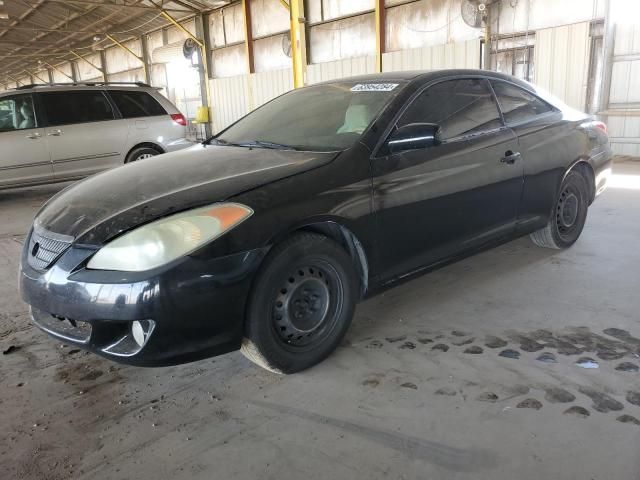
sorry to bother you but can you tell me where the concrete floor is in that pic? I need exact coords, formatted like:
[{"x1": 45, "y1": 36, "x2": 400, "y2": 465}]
[{"x1": 1, "y1": 161, "x2": 639, "y2": 480}]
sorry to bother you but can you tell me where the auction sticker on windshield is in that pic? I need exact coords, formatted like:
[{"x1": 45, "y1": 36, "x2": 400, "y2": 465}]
[{"x1": 351, "y1": 83, "x2": 399, "y2": 92}]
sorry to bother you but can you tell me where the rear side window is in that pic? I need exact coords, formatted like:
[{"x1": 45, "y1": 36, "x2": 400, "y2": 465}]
[
  {"x1": 41, "y1": 91, "x2": 115, "y2": 126},
  {"x1": 0, "y1": 94, "x2": 37, "y2": 131},
  {"x1": 108, "y1": 90, "x2": 166, "y2": 118},
  {"x1": 397, "y1": 78, "x2": 503, "y2": 141},
  {"x1": 491, "y1": 81, "x2": 555, "y2": 125}
]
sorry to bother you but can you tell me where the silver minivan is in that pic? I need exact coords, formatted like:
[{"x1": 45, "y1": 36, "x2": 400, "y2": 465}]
[{"x1": 0, "y1": 82, "x2": 193, "y2": 189}]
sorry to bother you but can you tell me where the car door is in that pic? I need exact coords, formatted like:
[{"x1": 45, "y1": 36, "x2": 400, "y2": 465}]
[
  {"x1": 489, "y1": 80, "x2": 567, "y2": 234},
  {"x1": 371, "y1": 77, "x2": 524, "y2": 282},
  {"x1": 0, "y1": 93, "x2": 52, "y2": 188},
  {"x1": 38, "y1": 90, "x2": 129, "y2": 180}
]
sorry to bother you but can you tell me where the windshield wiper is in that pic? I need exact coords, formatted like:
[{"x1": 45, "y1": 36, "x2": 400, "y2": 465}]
[
  {"x1": 207, "y1": 138, "x2": 298, "y2": 150},
  {"x1": 236, "y1": 140, "x2": 299, "y2": 151}
]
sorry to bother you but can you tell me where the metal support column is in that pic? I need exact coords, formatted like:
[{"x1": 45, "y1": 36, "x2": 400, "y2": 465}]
[
  {"x1": 140, "y1": 34, "x2": 153, "y2": 85},
  {"x1": 194, "y1": 14, "x2": 212, "y2": 137},
  {"x1": 99, "y1": 50, "x2": 108, "y2": 82},
  {"x1": 598, "y1": 0, "x2": 615, "y2": 123},
  {"x1": 289, "y1": 0, "x2": 307, "y2": 88},
  {"x1": 375, "y1": 0, "x2": 385, "y2": 73},
  {"x1": 242, "y1": 0, "x2": 255, "y2": 73},
  {"x1": 483, "y1": 3, "x2": 492, "y2": 70}
]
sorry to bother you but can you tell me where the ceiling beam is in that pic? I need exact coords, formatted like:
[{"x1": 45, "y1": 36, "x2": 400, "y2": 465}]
[
  {"x1": 20, "y1": 0, "x2": 192, "y2": 14},
  {"x1": 1, "y1": 1, "x2": 153, "y2": 78}
]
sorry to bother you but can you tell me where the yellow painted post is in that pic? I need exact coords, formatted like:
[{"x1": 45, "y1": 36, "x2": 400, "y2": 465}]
[
  {"x1": 289, "y1": 0, "x2": 306, "y2": 88},
  {"x1": 106, "y1": 34, "x2": 147, "y2": 82},
  {"x1": 375, "y1": 0, "x2": 385, "y2": 73}
]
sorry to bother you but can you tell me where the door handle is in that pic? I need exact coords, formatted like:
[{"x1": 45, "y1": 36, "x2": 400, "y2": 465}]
[
  {"x1": 501, "y1": 150, "x2": 521, "y2": 165},
  {"x1": 25, "y1": 132, "x2": 41, "y2": 140},
  {"x1": 47, "y1": 129, "x2": 63, "y2": 137}
]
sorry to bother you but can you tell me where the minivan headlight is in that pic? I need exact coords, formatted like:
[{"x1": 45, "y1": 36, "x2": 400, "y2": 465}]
[{"x1": 87, "y1": 203, "x2": 253, "y2": 272}]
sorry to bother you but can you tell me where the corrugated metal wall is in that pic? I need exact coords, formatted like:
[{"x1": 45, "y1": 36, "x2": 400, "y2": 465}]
[
  {"x1": 306, "y1": 56, "x2": 377, "y2": 84},
  {"x1": 534, "y1": 22, "x2": 591, "y2": 111},
  {"x1": 210, "y1": 67, "x2": 293, "y2": 132},
  {"x1": 382, "y1": 39, "x2": 480, "y2": 71},
  {"x1": 607, "y1": 23, "x2": 640, "y2": 156}
]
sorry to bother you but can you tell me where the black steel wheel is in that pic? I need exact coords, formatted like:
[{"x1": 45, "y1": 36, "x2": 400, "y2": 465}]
[
  {"x1": 242, "y1": 233, "x2": 358, "y2": 373},
  {"x1": 530, "y1": 170, "x2": 589, "y2": 249}
]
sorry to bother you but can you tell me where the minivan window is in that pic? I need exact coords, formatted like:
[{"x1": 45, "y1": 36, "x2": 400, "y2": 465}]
[
  {"x1": 491, "y1": 81, "x2": 555, "y2": 124},
  {"x1": 0, "y1": 94, "x2": 36, "y2": 132},
  {"x1": 108, "y1": 90, "x2": 166, "y2": 118},
  {"x1": 41, "y1": 91, "x2": 115, "y2": 126},
  {"x1": 397, "y1": 78, "x2": 503, "y2": 141},
  {"x1": 216, "y1": 82, "x2": 400, "y2": 151}
]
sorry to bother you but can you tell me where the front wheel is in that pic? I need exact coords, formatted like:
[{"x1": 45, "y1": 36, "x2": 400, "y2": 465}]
[
  {"x1": 241, "y1": 233, "x2": 358, "y2": 374},
  {"x1": 530, "y1": 170, "x2": 590, "y2": 249}
]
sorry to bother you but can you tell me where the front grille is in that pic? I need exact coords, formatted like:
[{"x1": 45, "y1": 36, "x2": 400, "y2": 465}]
[{"x1": 27, "y1": 226, "x2": 73, "y2": 271}]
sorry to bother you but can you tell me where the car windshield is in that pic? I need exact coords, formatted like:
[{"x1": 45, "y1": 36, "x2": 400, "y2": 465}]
[{"x1": 213, "y1": 81, "x2": 403, "y2": 152}]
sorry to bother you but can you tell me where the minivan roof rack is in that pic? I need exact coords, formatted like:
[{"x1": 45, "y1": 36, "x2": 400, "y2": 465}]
[{"x1": 14, "y1": 81, "x2": 151, "y2": 90}]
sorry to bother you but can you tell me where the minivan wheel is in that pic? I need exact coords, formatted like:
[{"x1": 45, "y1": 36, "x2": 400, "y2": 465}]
[
  {"x1": 530, "y1": 170, "x2": 589, "y2": 249},
  {"x1": 241, "y1": 233, "x2": 358, "y2": 374},
  {"x1": 125, "y1": 147, "x2": 160, "y2": 163}
]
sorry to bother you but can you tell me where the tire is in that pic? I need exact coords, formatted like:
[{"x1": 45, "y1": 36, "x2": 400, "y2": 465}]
[
  {"x1": 125, "y1": 146, "x2": 160, "y2": 163},
  {"x1": 530, "y1": 170, "x2": 590, "y2": 249},
  {"x1": 241, "y1": 232, "x2": 359, "y2": 374}
]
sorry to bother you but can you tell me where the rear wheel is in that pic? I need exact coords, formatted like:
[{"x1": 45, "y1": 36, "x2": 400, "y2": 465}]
[
  {"x1": 125, "y1": 146, "x2": 160, "y2": 163},
  {"x1": 530, "y1": 170, "x2": 589, "y2": 249},
  {"x1": 241, "y1": 233, "x2": 358, "y2": 374}
]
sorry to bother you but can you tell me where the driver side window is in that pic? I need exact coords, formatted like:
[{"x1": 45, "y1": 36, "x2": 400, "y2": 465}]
[
  {"x1": 397, "y1": 78, "x2": 503, "y2": 141},
  {"x1": 0, "y1": 94, "x2": 37, "y2": 132}
]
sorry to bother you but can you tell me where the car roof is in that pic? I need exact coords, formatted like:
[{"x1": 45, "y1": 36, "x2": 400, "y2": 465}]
[
  {"x1": 319, "y1": 69, "x2": 532, "y2": 86},
  {"x1": 0, "y1": 82, "x2": 158, "y2": 96}
]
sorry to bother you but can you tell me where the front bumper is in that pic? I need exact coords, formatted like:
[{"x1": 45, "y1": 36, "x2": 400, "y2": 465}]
[{"x1": 20, "y1": 241, "x2": 268, "y2": 366}]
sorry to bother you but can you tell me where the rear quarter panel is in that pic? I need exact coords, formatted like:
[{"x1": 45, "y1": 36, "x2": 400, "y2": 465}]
[{"x1": 513, "y1": 111, "x2": 593, "y2": 233}]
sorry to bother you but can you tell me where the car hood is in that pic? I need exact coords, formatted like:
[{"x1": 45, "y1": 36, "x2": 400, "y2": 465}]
[{"x1": 36, "y1": 144, "x2": 338, "y2": 245}]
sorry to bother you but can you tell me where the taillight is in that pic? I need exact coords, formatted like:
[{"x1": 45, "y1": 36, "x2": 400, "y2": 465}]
[
  {"x1": 593, "y1": 121, "x2": 607, "y2": 135},
  {"x1": 170, "y1": 113, "x2": 187, "y2": 126}
]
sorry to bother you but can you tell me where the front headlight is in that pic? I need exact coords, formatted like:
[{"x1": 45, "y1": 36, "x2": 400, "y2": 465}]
[{"x1": 87, "y1": 203, "x2": 253, "y2": 272}]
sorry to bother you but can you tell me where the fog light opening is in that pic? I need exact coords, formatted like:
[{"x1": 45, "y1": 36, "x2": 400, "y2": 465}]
[{"x1": 132, "y1": 320, "x2": 152, "y2": 347}]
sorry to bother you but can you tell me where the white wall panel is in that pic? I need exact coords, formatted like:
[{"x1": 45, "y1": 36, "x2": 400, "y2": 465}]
[
  {"x1": 250, "y1": 68, "x2": 293, "y2": 107},
  {"x1": 166, "y1": 20, "x2": 196, "y2": 44},
  {"x1": 534, "y1": 22, "x2": 590, "y2": 110},
  {"x1": 210, "y1": 67, "x2": 294, "y2": 133},
  {"x1": 607, "y1": 20, "x2": 640, "y2": 155},
  {"x1": 51, "y1": 62, "x2": 73, "y2": 83},
  {"x1": 105, "y1": 39, "x2": 143, "y2": 74},
  {"x1": 210, "y1": 75, "x2": 251, "y2": 133},
  {"x1": 382, "y1": 39, "x2": 480, "y2": 71},
  {"x1": 108, "y1": 68, "x2": 145, "y2": 83},
  {"x1": 77, "y1": 52, "x2": 102, "y2": 81},
  {"x1": 307, "y1": 55, "x2": 376, "y2": 84}
]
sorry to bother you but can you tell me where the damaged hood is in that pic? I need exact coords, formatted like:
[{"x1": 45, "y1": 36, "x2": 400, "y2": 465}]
[{"x1": 35, "y1": 144, "x2": 338, "y2": 245}]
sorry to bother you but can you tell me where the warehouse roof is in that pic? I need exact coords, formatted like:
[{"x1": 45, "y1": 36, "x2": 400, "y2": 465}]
[{"x1": 0, "y1": 0, "x2": 228, "y2": 85}]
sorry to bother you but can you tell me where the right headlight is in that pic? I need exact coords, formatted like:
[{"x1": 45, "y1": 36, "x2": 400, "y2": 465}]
[{"x1": 87, "y1": 203, "x2": 253, "y2": 272}]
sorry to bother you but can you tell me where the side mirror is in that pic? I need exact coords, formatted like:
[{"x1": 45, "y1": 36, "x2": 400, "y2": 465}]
[{"x1": 387, "y1": 123, "x2": 442, "y2": 154}]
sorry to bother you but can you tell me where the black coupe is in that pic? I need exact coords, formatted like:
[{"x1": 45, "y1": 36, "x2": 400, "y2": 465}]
[{"x1": 20, "y1": 70, "x2": 612, "y2": 373}]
